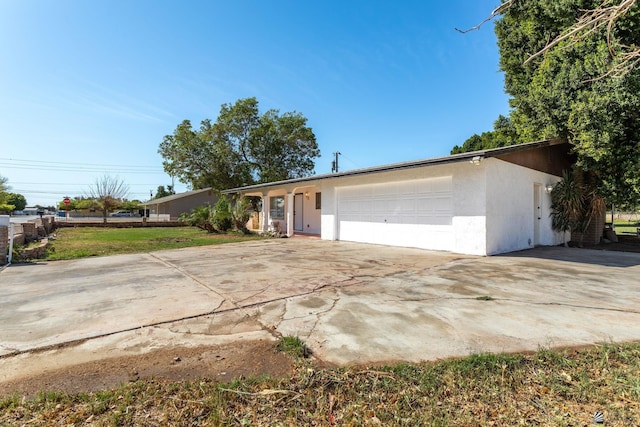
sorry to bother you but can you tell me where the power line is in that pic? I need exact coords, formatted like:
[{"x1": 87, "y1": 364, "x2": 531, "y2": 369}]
[
  {"x1": 13, "y1": 189, "x2": 151, "y2": 196},
  {"x1": 10, "y1": 182, "x2": 166, "y2": 186},
  {"x1": 0, "y1": 158, "x2": 164, "y2": 174},
  {"x1": 0, "y1": 164, "x2": 165, "y2": 174},
  {"x1": 0, "y1": 157, "x2": 162, "y2": 169}
]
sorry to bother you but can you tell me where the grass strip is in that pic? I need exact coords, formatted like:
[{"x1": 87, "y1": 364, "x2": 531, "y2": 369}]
[{"x1": 2, "y1": 342, "x2": 639, "y2": 426}]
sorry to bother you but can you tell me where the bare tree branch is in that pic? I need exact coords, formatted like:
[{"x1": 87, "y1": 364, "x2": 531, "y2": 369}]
[
  {"x1": 459, "y1": 0, "x2": 639, "y2": 77},
  {"x1": 87, "y1": 175, "x2": 130, "y2": 219},
  {"x1": 524, "y1": 0, "x2": 638, "y2": 72},
  {"x1": 454, "y1": 0, "x2": 512, "y2": 33}
]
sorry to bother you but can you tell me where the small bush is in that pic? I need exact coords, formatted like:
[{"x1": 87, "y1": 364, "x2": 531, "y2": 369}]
[
  {"x1": 179, "y1": 205, "x2": 216, "y2": 233},
  {"x1": 213, "y1": 197, "x2": 233, "y2": 232},
  {"x1": 231, "y1": 196, "x2": 253, "y2": 232}
]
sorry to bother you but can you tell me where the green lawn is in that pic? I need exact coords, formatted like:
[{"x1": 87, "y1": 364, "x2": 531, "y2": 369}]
[
  {"x1": 46, "y1": 227, "x2": 263, "y2": 260},
  {"x1": 613, "y1": 219, "x2": 640, "y2": 235}
]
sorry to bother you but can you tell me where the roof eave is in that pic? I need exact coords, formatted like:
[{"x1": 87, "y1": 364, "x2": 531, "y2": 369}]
[{"x1": 222, "y1": 139, "x2": 564, "y2": 194}]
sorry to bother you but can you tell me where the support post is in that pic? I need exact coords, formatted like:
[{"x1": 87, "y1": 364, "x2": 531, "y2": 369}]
[
  {"x1": 286, "y1": 192, "x2": 294, "y2": 237},
  {"x1": 261, "y1": 193, "x2": 269, "y2": 233}
]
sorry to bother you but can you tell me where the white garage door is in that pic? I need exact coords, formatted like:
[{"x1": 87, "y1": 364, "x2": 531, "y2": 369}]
[{"x1": 337, "y1": 176, "x2": 454, "y2": 251}]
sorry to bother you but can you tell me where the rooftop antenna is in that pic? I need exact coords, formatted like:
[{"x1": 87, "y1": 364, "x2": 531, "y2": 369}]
[{"x1": 331, "y1": 151, "x2": 341, "y2": 173}]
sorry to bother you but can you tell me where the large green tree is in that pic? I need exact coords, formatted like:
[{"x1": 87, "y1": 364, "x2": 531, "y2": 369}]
[
  {"x1": 497, "y1": 0, "x2": 640, "y2": 205},
  {"x1": 7, "y1": 193, "x2": 27, "y2": 211},
  {"x1": 159, "y1": 98, "x2": 319, "y2": 191},
  {"x1": 456, "y1": 0, "x2": 640, "y2": 205}
]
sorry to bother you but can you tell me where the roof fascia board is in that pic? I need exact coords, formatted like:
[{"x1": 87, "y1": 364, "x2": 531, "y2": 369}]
[{"x1": 222, "y1": 139, "x2": 562, "y2": 194}]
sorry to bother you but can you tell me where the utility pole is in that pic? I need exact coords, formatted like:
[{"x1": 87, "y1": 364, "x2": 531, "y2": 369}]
[{"x1": 331, "y1": 151, "x2": 341, "y2": 173}]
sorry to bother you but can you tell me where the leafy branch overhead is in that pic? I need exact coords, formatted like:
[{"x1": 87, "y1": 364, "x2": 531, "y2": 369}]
[
  {"x1": 159, "y1": 98, "x2": 320, "y2": 191},
  {"x1": 458, "y1": 0, "x2": 639, "y2": 78},
  {"x1": 454, "y1": 0, "x2": 640, "y2": 206}
]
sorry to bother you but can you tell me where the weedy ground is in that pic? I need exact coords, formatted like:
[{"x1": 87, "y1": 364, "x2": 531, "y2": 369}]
[{"x1": 1, "y1": 341, "x2": 639, "y2": 426}]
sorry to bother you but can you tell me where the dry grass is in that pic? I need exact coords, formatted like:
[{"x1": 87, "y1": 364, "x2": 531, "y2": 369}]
[{"x1": 2, "y1": 342, "x2": 639, "y2": 426}]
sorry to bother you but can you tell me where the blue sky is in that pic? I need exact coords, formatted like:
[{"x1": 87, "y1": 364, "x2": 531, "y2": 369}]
[{"x1": 1, "y1": 0, "x2": 508, "y2": 207}]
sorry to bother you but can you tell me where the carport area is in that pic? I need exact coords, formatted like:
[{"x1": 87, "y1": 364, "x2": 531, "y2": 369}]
[{"x1": 1, "y1": 239, "x2": 640, "y2": 383}]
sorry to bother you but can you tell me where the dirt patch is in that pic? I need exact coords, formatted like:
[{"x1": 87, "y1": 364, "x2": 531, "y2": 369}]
[
  {"x1": 0, "y1": 340, "x2": 297, "y2": 398},
  {"x1": 150, "y1": 237, "x2": 192, "y2": 243}
]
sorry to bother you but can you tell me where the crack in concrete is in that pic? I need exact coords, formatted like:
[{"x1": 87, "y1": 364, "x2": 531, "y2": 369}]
[
  {"x1": 394, "y1": 296, "x2": 640, "y2": 315},
  {"x1": 235, "y1": 282, "x2": 275, "y2": 305},
  {"x1": 0, "y1": 299, "x2": 229, "y2": 359},
  {"x1": 503, "y1": 298, "x2": 640, "y2": 315},
  {"x1": 305, "y1": 291, "x2": 341, "y2": 341},
  {"x1": 147, "y1": 253, "x2": 235, "y2": 305}
]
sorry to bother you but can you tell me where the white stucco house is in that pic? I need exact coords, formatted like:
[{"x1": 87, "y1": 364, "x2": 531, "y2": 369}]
[{"x1": 223, "y1": 140, "x2": 574, "y2": 255}]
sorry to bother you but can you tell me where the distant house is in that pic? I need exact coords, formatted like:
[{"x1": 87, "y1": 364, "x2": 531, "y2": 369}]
[
  {"x1": 22, "y1": 207, "x2": 40, "y2": 216},
  {"x1": 145, "y1": 188, "x2": 217, "y2": 221},
  {"x1": 223, "y1": 140, "x2": 575, "y2": 256}
]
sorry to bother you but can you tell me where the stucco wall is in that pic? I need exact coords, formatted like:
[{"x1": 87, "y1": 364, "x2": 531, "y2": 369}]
[
  {"x1": 259, "y1": 186, "x2": 322, "y2": 235},
  {"x1": 295, "y1": 186, "x2": 321, "y2": 235},
  {"x1": 320, "y1": 161, "x2": 490, "y2": 255},
  {"x1": 244, "y1": 155, "x2": 567, "y2": 255},
  {"x1": 452, "y1": 161, "x2": 487, "y2": 255},
  {"x1": 485, "y1": 158, "x2": 565, "y2": 255}
]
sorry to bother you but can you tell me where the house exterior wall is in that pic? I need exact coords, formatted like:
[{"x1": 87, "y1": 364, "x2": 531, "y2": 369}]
[
  {"x1": 298, "y1": 186, "x2": 322, "y2": 234},
  {"x1": 258, "y1": 186, "x2": 322, "y2": 235},
  {"x1": 451, "y1": 161, "x2": 487, "y2": 255},
  {"x1": 320, "y1": 161, "x2": 490, "y2": 255},
  {"x1": 484, "y1": 158, "x2": 565, "y2": 255},
  {"x1": 228, "y1": 141, "x2": 572, "y2": 255}
]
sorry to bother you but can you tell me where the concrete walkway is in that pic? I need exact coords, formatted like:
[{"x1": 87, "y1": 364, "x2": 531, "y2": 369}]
[{"x1": 1, "y1": 239, "x2": 639, "y2": 381}]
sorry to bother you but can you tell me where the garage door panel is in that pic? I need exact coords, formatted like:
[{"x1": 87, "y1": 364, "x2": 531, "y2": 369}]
[{"x1": 337, "y1": 177, "x2": 454, "y2": 250}]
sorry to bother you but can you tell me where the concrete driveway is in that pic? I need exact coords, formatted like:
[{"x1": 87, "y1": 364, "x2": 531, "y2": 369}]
[{"x1": 1, "y1": 239, "x2": 640, "y2": 381}]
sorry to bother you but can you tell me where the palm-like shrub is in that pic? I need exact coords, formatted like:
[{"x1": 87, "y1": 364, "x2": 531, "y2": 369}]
[
  {"x1": 550, "y1": 169, "x2": 605, "y2": 247},
  {"x1": 212, "y1": 197, "x2": 233, "y2": 232},
  {"x1": 231, "y1": 196, "x2": 253, "y2": 232},
  {"x1": 179, "y1": 205, "x2": 216, "y2": 233}
]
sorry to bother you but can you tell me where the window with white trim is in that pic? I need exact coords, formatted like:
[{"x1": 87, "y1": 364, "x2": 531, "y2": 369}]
[{"x1": 269, "y1": 196, "x2": 285, "y2": 220}]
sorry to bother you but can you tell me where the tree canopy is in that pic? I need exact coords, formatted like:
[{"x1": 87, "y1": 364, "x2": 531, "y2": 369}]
[
  {"x1": 451, "y1": 115, "x2": 517, "y2": 154},
  {"x1": 454, "y1": 0, "x2": 640, "y2": 205},
  {"x1": 154, "y1": 185, "x2": 175, "y2": 199},
  {"x1": 0, "y1": 175, "x2": 15, "y2": 213},
  {"x1": 7, "y1": 193, "x2": 27, "y2": 211},
  {"x1": 159, "y1": 98, "x2": 319, "y2": 191}
]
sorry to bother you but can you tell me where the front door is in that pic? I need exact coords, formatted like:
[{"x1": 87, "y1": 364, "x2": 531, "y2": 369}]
[{"x1": 294, "y1": 193, "x2": 303, "y2": 232}]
